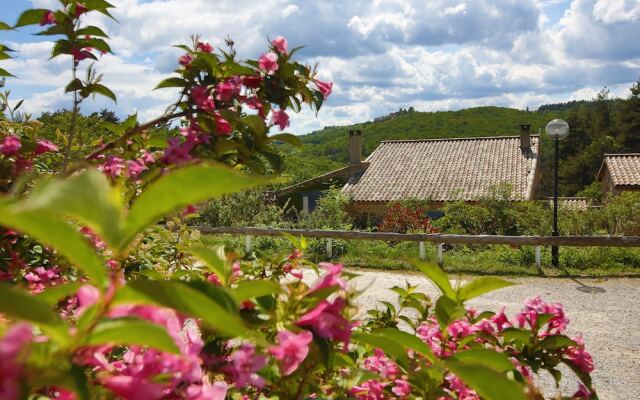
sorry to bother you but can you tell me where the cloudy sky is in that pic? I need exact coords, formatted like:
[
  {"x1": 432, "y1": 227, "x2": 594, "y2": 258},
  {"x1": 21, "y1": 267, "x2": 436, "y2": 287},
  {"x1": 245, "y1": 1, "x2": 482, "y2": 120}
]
[{"x1": 1, "y1": 0, "x2": 640, "y2": 134}]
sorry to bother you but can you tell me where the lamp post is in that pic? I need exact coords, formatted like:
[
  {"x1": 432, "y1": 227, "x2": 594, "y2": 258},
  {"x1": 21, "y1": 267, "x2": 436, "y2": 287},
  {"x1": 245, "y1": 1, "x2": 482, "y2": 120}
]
[{"x1": 545, "y1": 119, "x2": 570, "y2": 267}]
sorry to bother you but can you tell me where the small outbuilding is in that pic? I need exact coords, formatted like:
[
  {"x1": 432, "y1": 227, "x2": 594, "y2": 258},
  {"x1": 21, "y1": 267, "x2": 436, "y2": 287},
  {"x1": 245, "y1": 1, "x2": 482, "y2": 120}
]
[{"x1": 597, "y1": 154, "x2": 640, "y2": 195}]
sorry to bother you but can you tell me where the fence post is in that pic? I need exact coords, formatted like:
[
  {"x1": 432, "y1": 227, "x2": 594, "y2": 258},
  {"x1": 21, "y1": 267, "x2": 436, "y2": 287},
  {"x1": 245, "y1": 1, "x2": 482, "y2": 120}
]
[
  {"x1": 302, "y1": 196, "x2": 309, "y2": 215},
  {"x1": 437, "y1": 243, "x2": 444, "y2": 267},
  {"x1": 419, "y1": 242, "x2": 426, "y2": 260},
  {"x1": 245, "y1": 235, "x2": 253, "y2": 254},
  {"x1": 535, "y1": 245, "x2": 542, "y2": 272},
  {"x1": 326, "y1": 238, "x2": 333, "y2": 259}
]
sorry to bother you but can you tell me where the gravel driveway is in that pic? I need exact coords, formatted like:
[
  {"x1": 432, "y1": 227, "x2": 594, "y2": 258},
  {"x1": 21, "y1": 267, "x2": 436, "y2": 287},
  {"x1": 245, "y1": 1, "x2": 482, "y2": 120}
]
[{"x1": 306, "y1": 268, "x2": 640, "y2": 400}]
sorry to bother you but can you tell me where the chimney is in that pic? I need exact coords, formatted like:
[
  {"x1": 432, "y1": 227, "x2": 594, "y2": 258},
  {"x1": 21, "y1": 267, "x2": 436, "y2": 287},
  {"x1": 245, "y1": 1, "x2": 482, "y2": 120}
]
[
  {"x1": 348, "y1": 130, "x2": 363, "y2": 164},
  {"x1": 519, "y1": 124, "x2": 531, "y2": 150}
]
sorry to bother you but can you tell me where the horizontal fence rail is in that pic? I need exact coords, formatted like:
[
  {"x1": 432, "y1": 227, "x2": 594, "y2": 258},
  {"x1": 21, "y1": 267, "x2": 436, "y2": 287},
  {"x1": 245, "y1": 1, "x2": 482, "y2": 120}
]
[{"x1": 196, "y1": 226, "x2": 640, "y2": 247}]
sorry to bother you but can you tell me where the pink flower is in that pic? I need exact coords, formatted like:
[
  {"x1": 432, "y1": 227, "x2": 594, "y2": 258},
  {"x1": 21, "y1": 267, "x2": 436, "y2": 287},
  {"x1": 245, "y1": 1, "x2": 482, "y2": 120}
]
[
  {"x1": 162, "y1": 137, "x2": 194, "y2": 165},
  {"x1": 74, "y1": 3, "x2": 88, "y2": 18},
  {"x1": 76, "y1": 284, "x2": 100, "y2": 316},
  {"x1": 0, "y1": 323, "x2": 32, "y2": 400},
  {"x1": 271, "y1": 109, "x2": 290, "y2": 131},
  {"x1": 103, "y1": 376, "x2": 165, "y2": 400},
  {"x1": 215, "y1": 81, "x2": 240, "y2": 102},
  {"x1": 207, "y1": 273, "x2": 222, "y2": 286},
  {"x1": 223, "y1": 343, "x2": 267, "y2": 388},
  {"x1": 245, "y1": 96, "x2": 265, "y2": 117},
  {"x1": 0, "y1": 135, "x2": 21, "y2": 156},
  {"x1": 392, "y1": 379, "x2": 411, "y2": 397},
  {"x1": 350, "y1": 379, "x2": 386, "y2": 400},
  {"x1": 573, "y1": 383, "x2": 594, "y2": 399},
  {"x1": 71, "y1": 47, "x2": 92, "y2": 63},
  {"x1": 242, "y1": 75, "x2": 262, "y2": 89},
  {"x1": 34, "y1": 139, "x2": 58, "y2": 155},
  {"x1": 296, "y1": 298, "x2": 354, "y2": 346},
  {"x1": 268, "y1": 330, "x2": 313, "y2": 376},
  {"x1": 490, "y1": 307, "x2": 511, "y2": 331},
  {"x1": 447, "y1": 319, "x2": 477, "y2": 340},
  {"x1": 258, "y1": 52, "x2": 279, "y2": 74},
  {"x1": 214, "y1": 113, "x2": 233, "y2": 136},
  {"x1": 271, "y1": 36, "x2": 288, "y2": 54},
  {"x1": 100, "y1": 156, "x2": 125, "y2": 179},
  {"x1": 196, "y1": 42, "x2": 213, "y2": 53},
  {"x1": 314, "y1": 79, "x2": 333, "y2": 99},
  {"x1": 363, "y1": 348, "x2": 398, "y2": 379},
  {"x1": 40, "y1": 10, "x2": 56, "y2": 26},
  {"x1": 564, "y1": 336, "x2": 594, "y2": 373},
  {"x1": 186, "y1": 381, "x2": 228, "y2": 400},
  {"x1": 191, "y1": 86, "x2": 215, "y2": 111},
  {"x1": 179, "y1": 53, "x2": 194, "y2": 67},
  {"x1": 126, "y1": 159, "x2": 147, "y2": 179},
  {"x1": 24, "y1": 266, "x2": 63, "y2": 293},
  {"x1": 310, "y1": 262, "x2": 347, "y2": 293}
]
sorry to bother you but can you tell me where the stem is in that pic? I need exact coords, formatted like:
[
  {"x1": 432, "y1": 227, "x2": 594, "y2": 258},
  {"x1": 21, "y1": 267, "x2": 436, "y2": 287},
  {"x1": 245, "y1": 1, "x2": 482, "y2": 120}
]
[
  {"x1": 85, "y1": 110, "x2": 187, "y2": 161},
  {"x1": 62, "y1": 60, "x2": 81, "y2": 172}
]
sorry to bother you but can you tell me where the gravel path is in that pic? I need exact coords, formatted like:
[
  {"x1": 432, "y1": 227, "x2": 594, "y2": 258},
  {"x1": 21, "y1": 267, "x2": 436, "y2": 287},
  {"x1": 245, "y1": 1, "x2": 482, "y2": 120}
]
[{"x1": 306, "y1": 268, "x2": 640, "y2": 400}]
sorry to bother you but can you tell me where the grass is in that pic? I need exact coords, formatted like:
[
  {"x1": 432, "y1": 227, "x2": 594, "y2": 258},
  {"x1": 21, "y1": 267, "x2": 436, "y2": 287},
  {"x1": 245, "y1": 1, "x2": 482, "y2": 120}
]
[{"x1": 201, "y1": 234, "x2": 640, "y2": 278}]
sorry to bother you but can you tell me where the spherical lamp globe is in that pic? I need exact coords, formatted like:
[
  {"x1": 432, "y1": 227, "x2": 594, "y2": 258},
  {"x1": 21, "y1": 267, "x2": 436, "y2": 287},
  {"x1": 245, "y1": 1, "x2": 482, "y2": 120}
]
[{"x1": 545, "y1": 119, "x2": 570, "y2": 140}]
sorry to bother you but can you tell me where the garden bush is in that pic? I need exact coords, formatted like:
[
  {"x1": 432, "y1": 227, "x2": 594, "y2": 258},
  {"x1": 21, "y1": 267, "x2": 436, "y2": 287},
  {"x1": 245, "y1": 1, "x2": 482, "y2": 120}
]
[{"x1": 0, "y1": 2, "x2": 598, "y2": 399}]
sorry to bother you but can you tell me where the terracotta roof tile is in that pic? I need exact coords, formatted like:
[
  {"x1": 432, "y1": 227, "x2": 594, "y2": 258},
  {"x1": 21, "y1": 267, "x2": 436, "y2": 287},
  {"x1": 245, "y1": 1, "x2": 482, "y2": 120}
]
[
  {"x1": 601, "y1": 154, "x2": 640, "y2": 187},
  {"x1": 342, "y1": 136, "x2": 539, "y2": 201}
]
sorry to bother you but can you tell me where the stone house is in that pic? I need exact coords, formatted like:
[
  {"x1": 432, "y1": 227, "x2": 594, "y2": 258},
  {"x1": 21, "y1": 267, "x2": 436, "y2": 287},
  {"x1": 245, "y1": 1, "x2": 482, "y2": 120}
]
[
  {"x1": 597, "y1": 154, "x2": 640, "y2": 196},
  {"x1": 276, "y1": 126, "x2": 541, "y2": 223}
]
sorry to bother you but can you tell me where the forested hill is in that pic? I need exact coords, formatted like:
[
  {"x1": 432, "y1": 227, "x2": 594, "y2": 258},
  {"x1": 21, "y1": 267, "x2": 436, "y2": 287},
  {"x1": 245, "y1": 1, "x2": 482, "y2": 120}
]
[
  {"x1": 296, "y1": 106, "x2": 565, "y2": 165},
  {"x1": 284, "y1": 106, "x2": 566, "y2": 184},
  {"x1": 284, "y1": 82, "x2": 640, "y2": 197}
]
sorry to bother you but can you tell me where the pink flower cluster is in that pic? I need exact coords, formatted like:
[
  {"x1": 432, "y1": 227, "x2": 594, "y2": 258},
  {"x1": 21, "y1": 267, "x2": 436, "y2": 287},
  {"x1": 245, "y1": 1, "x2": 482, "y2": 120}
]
[
  {"x1": 0, "y1": 323, "x2": 32, "y2": 400},
  {"x1": 77, "y1": 303, "x2": 227, "y2": 399},
  {"x1": 23, "y1": 266, "x2": 63, "y2": 293},
  {"x1": 98, "y1": 150, "x2": 155, "y2": 180}
]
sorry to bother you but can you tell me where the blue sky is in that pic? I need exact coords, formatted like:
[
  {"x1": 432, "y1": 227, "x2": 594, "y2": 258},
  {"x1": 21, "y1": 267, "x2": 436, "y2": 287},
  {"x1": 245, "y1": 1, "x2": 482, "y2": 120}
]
[{"x1": 1, "y1": 0, "x2": 640, "y2": 134}]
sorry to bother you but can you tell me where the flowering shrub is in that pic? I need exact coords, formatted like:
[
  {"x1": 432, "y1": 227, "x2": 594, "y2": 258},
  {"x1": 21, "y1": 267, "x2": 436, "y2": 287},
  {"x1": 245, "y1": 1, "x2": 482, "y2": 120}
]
[
  {"x1": 0, "y1": 1, "x2": 597, "y2": 400},
  {"x1": 379, "y1": 200, "x2": 438, "y2": 234}
]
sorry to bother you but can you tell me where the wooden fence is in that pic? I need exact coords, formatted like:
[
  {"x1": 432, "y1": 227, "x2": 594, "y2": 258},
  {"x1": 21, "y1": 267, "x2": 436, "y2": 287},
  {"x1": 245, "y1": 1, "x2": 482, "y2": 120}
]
[{"x1": 197, "y1": 226, "x2": 640, "y2": 269}]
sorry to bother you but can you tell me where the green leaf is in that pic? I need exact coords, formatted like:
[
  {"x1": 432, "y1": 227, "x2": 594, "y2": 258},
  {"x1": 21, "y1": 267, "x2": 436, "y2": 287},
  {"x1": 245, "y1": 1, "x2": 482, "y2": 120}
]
[
  {"x1": 414, "y1": 261, "x2": 455, "y2": 299},
  {"x1": 82, "y1": 38, "x2": 112, "y2": 54},
  {"x1": 37, "y1": 282, "x2": 82, "y2": 307},
  {"x1": 450, "y1": 349, "x2": 514, "y2": 372},
  {"x1": 242, "y1": 115, "x2": 267, "y2": 136},
  {"x1": 76, "y1": 26, "x2": 109, "y2": 38},
  {"x1": 435, "y1": 295, "x2": 465, "y2": 328},
  {"x1": 65, "y1": 79, "x2": 84, "y2": 93},
  {"x1": 87, "y1": 84, "x2": 117, "y2": 103},
  {"x1": 0, "y1": 67, "x2": 14, "y2": 77},
  {"x1": 115, "y1": 280, "x2": 255, "y2": 341},
  {"x1": 352, "y1": 332, "x2": 410, "y2": 369},
  {"x1": 445, "y1": 361, "x2": 527, "y2": 400},
  {"x1": 232, "y1": 280, "x2": 281, "y2": 302},
  {"x1": 457, "y1": 277, "x2": 514, "y2": 302},
  {"x1": 270, "y1": 133, "x2": 302, "y2": 148},
  {"x1": 501, "y1": 328, "x2": 532, "y2": 345},
  {"x1": 15, "y1": 9, "x2": 48, "y2": 27},
  {"x1": 373, "y1": 328, "x2": 436, "y2": 363},
  {"x1": 539, "y1": 335, "x2": 577, "y2": 350},
  {"x1": 0, "y1": 284, "x2": 69, "y2": 344},
  {"x1": 85, "y1": 318, "x2": 180, "y2": 354},
  {"x1": 189, "y1": 245, "x2": 229, "y2": 283},
  {"x1": 154, "y1": 77, "x2": 188, "y2": 90},
  {"x1": 0, "y1": 206, "x2": 108, "y2": 286},
  {"x1": 25, "y1": 169, "x2": 123, "y2": 251},
  {"x1": 0, "y1": 21, "x2": 11, "y2": 30},
  {"x1": 121, "y1": 163, "x2": 267, "y2": 250}
]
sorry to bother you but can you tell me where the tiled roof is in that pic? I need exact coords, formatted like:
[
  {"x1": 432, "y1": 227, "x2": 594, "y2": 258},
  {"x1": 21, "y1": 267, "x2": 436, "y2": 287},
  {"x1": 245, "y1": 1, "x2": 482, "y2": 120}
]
[
  {"x1": 547, "y1": 197, "x2": 590, "y2": 210},
  {"x1": 599, "y1": 154, "x2": 640, "y2": 187},
  {"x1": 342, "y1": 136, "x2": 539, "y2": 202}
]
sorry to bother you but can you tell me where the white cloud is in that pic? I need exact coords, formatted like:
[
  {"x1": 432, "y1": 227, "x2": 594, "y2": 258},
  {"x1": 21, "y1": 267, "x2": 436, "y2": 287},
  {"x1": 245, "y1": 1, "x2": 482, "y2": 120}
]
[{"x1": 5, "y1": 0, "x2": 639, "y2": 134}]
